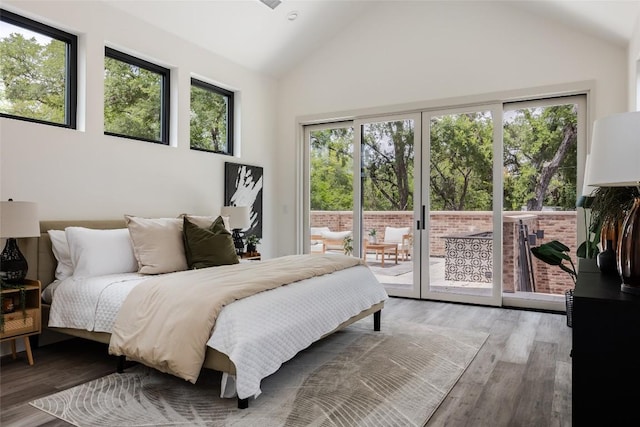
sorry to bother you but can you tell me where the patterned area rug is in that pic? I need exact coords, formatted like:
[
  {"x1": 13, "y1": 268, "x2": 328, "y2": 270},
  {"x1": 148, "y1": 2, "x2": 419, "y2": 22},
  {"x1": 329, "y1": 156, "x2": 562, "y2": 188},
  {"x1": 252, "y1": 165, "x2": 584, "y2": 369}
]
[
  {"x1": 30, "y1": 322, "x2": 488, "y2": 427},
  {"x1": 369, "y1": 261, "x2": 438, "y2": 276}
]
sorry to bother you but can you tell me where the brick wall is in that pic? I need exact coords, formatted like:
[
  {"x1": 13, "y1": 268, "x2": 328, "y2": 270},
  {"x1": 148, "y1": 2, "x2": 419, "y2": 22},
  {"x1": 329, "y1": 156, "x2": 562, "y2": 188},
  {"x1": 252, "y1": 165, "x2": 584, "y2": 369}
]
[{"x1": 311, "y1": 210, "x2": 577, "y2": 295}]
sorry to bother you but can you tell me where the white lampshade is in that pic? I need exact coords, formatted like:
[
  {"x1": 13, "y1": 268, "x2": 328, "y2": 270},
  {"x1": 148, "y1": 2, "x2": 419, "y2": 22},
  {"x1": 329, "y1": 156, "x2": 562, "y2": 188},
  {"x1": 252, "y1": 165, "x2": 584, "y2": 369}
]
[
  {"x1": 581, "y1": 154, "x2": 597, "y2": 197},
  {"x1": 587, "y1": 111, "x2": 640, "y2": 187},
  {"x1": 220, "y1": 205, "x2": 251, "y2": 230},
  {"x1": 0, "y1": 200, "x2": 39, "y2": 238}
]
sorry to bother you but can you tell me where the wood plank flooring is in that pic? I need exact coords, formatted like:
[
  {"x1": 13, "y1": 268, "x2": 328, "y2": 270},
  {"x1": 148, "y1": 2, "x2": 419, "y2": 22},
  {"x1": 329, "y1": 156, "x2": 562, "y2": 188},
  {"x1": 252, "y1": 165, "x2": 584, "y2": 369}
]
[{"x1": 0, "y1": 297, "x2": 572, "y2": 426}]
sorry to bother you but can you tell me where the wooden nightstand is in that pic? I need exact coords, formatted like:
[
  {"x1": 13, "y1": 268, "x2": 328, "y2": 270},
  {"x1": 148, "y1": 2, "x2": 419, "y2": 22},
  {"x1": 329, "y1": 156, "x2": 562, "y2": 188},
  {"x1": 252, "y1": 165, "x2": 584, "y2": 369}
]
[
  {"x1": 0, "y1": 279, "x2": 41, "y2": 365},
  {"x1": 240, "y1": 252, "x2": 261, "y2": 261}
]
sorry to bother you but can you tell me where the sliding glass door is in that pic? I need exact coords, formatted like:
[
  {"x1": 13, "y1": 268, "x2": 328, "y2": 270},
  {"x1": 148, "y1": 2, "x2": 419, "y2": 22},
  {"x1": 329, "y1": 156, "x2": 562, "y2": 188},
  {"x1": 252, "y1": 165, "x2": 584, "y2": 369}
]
[
  {"x1": 302, "y1": 94, "x2": 586, "y2": 311},
  {"x1": 501, "y1": 95, "x2": 585, "y2": 311},
  {"x1": 421, "y1": 106, "x2": 503, "y2": 306},
  {"x1": 356, "y1": 113, "x2": 421, "y2": 298}
]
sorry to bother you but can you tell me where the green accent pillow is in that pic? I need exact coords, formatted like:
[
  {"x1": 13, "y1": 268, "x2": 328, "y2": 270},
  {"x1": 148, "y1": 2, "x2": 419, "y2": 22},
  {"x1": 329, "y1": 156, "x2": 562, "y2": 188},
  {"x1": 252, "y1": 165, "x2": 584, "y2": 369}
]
[{"x1": 183, "y1": 216, "x2": 239, "y2": 269}]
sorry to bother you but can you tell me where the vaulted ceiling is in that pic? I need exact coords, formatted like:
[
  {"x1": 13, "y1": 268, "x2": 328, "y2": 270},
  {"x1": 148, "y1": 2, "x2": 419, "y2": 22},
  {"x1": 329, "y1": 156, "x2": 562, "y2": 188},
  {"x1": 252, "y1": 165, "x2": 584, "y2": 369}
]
[{"x1": 105, "y1": 0, "x2": 640, "y2": 78}]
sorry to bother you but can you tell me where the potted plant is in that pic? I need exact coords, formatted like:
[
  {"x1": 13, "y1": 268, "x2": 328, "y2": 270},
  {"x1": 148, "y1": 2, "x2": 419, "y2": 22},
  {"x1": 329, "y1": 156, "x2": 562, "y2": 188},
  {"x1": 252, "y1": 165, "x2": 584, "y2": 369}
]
[
  {"x1": 531, "y1": 240, "x2": 577, "y2": 284},
  {"x1": 368, "y1": 229, "x2": 377, "y2": 244},
  {"x1": 590, "y1": 186, "x2": 638, "y2": 245},
  {"x1": 245, "y1": 235, "x2": 261, "y2": 254},
  {"x1": 343, "y1": 235, "x2": 353, "y2": 256}
]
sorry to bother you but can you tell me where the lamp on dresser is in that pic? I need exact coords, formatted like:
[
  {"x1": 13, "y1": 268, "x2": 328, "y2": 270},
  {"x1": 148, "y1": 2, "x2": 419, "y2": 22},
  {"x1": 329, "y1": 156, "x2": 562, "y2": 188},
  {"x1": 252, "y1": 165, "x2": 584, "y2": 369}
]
[
  {"x1": 220, "y1": 205, "x2": 251, "y2": 255},
  {"x1": 586, "y1": 111, "x2": 640, "y2": 294},
  {"x1": 0, "y1": 199, "x2": 39, "y2": 283}
]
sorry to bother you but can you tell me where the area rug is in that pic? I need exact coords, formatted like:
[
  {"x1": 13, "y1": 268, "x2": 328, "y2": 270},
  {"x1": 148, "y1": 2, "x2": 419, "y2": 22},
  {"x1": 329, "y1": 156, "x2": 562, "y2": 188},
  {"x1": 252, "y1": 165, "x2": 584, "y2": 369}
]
[
  {"x1": 30, "y1": 322, "x2": 488, "y2": 427},
  {"x1": 369, "y1": 261, "x2": 438, "y2": 276}
]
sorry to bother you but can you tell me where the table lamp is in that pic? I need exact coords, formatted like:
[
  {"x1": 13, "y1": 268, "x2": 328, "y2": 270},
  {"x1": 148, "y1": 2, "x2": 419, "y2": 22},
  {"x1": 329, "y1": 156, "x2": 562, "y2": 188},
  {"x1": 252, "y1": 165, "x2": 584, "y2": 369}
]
[
  {"x1": 0, "y1": 199, "x2": 39, "y2": 283},
  {"x1": 220, "y1": 205, "x2": 251, "y2": 255},
  {"x1": 587, "y1": 111, "x2": 640, "y2": 293}
]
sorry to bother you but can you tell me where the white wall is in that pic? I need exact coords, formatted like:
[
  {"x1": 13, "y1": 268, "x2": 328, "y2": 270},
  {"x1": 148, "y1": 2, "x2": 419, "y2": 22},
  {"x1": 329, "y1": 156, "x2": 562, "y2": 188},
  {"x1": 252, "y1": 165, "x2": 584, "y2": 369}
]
[
  {"x1": 275, "y1": 1, "x2": 628, "y2": 256},
  {"x1": 629, "y1": 11, "x2": 640, "y2": 110},
  {"x1": 0, "y1": 0, "x2": 277, "y2": 255}
]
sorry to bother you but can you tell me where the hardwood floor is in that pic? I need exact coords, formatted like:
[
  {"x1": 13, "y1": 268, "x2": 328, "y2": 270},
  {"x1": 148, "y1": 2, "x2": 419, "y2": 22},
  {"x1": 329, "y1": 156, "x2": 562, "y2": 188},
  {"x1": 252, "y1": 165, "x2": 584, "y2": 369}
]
[{"x1": 0, "y1": 297, "x2": 572, "y2": 426}]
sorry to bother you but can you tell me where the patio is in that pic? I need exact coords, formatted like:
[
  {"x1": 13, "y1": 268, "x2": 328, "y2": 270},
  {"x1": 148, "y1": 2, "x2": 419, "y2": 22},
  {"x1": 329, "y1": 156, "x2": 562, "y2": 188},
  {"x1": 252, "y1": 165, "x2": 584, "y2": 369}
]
[{"x1": 313, "y1": 209, "x2": 578, "y2": 297}]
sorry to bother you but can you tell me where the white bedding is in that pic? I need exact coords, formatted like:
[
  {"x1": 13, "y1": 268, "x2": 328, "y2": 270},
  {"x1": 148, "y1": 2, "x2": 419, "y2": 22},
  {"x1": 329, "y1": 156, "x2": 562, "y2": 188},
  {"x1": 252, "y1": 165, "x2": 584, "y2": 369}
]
[{"x1": 47, "y1": 262, "x2": 388, "y2": 399}]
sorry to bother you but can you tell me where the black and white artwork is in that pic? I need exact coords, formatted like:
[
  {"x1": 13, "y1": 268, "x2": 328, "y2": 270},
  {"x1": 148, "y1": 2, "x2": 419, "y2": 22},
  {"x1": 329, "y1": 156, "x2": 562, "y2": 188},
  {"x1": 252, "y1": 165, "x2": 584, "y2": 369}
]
[{"x1": 225, "y1": 162, "x2": 263, "y2": 238}]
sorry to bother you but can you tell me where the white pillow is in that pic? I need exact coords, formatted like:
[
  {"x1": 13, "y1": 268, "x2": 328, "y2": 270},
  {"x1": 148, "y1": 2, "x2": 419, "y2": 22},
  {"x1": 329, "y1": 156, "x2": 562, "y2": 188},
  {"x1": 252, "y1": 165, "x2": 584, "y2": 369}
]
[
  {"x1": 125, "y1": 215, "x2": 188, "y2": 274},
  {"x1": 322, "y1": 230, "x2": 352, "y2": 240},
  {"x1": 47, "y1": 230, "x2": 74, "y2": 281},
  {"x1": 311, "y1": 226, "x2": 330, "y2": 236},
  {"x1": 384, "y1": 226, "x2": 410, "y2": 243},
  {"x1": 65, "y1": 227, "x2": 138, "y2": 278}
]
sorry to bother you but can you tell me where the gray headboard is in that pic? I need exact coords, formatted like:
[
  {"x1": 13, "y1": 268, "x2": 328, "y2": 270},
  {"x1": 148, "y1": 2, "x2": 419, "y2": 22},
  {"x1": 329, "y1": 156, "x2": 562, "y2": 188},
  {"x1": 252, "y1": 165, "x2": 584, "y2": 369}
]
[{"x1": 36, "y1": 220, "x2": 126, "y2": 288}]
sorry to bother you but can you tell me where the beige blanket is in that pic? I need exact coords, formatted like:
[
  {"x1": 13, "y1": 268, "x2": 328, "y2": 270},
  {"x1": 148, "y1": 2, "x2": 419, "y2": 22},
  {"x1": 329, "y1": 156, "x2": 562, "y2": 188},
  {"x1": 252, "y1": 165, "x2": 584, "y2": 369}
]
[{"x1": 108, "y1": 254, "x2": 364, "y2": 383}]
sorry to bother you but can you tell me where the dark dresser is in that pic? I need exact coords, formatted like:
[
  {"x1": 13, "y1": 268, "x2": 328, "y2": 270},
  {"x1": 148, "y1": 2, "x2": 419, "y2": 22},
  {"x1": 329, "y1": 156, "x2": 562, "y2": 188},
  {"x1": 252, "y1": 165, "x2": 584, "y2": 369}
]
[{"x1": 572, "y1": 258, "x2": 640, "y2": 425}]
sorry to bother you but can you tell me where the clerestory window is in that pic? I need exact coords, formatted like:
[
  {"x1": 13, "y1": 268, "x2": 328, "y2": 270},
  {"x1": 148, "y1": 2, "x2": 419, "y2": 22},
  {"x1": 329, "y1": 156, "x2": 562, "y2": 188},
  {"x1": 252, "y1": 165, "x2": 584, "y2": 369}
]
[
  {"x1": 190, "y1": 78, "x2": 234, "y2": 155},
  {"x1": 0, "y1": 9, "x2": 77, "y2": 128},
  {"x1": 104, "y1": 47, "x2": 170, "y2": 144}
]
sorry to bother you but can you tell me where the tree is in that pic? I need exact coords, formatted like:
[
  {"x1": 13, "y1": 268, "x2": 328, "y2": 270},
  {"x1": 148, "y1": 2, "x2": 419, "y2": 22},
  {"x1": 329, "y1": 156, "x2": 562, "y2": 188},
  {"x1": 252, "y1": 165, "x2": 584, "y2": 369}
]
[
  {"x1": 362, "y1": 120, "x2": 414, "y2": 211},
  {"x1": 309, "y1": 128, "x2": 354, "y2": 210},
  {"x1": 0, "y1": 32, "x2": 66, "y2": 123},
  {"x1": 104, "y1": 57, "x2": 162, "y2": 141},
  {"x1": 429, "y1": 113, "x2": 493, "y2": 211},
  {"x1": 190, "y1": 84, "x2": 228, "y2": 152},
  {"x1": 504, "y1": 105, "x2": 577, "y2": 211}
]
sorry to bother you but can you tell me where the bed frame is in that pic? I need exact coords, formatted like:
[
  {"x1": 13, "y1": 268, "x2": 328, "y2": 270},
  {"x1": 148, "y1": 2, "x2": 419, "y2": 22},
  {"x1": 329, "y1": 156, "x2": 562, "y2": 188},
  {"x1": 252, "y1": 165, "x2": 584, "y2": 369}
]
[{"x1": 35, "y1": 220, "x2": 383, "y2": 409}]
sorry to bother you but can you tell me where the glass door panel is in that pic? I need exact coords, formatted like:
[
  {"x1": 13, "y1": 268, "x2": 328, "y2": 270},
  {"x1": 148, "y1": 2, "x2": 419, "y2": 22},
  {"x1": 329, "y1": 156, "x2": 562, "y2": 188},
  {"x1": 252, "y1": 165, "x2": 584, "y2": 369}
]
[
  {"x1": 422, "y1": 107, "x2": 502, "y2": 306},
  {"x1": 358, "y1": 114, "x2": 421, "y2": 298},
  {"x1": 502, "y1": 95, "x2": 585, "y2": 312},
  {"x1": 306, "y1": 125, "x2": 356, "y2": 257}
]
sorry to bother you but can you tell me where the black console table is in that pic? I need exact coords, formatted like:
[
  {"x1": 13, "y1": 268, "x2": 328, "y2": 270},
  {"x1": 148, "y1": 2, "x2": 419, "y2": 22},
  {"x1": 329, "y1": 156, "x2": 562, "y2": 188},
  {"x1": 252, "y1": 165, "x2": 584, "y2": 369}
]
[{"x1": 572, "y1": 258, "x2": 640, "y2": 425}]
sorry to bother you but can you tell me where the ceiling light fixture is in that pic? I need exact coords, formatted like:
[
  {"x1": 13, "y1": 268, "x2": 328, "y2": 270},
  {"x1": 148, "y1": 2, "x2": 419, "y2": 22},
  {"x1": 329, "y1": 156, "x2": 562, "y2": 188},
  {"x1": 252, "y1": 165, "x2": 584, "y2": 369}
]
[{"x1": 287, "y1": 11, "x2": 299, "y2": 21}]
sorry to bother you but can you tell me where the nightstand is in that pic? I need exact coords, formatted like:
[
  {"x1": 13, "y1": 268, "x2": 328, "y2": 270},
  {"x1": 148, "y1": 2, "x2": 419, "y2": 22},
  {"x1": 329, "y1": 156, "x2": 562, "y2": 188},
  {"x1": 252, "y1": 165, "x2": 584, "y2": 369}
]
[
  {"x1": 240, "y1": 252, "x2": 261, "y2": 261},
  {"x1": 0, "y1": 279, "x2": 41, "y2": 365}
]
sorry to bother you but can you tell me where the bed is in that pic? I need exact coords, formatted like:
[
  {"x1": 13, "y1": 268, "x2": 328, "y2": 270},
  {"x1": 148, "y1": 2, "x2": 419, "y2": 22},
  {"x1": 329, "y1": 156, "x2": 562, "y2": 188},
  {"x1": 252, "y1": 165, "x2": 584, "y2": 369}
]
[{"x1": 36, "y1": 219, "x2": 388, "y2": 409}]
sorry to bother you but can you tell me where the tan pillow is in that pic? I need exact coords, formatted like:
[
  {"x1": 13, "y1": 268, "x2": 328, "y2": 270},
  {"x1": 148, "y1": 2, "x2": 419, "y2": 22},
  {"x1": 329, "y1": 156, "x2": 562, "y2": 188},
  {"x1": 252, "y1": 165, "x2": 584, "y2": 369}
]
[{"x1": 125, "y1": 215, "x2": 188, "y2": 274}]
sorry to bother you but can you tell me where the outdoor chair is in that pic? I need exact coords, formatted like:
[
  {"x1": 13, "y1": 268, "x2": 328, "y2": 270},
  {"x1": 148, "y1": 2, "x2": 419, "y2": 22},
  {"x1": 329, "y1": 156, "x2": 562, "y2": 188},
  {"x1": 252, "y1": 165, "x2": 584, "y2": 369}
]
[
  {"x1": 382, "y1": 226, "x2": 412, "y2": 261},
  {"x1": 310, "y1": 226, "x2": 352, "y2": 254}
]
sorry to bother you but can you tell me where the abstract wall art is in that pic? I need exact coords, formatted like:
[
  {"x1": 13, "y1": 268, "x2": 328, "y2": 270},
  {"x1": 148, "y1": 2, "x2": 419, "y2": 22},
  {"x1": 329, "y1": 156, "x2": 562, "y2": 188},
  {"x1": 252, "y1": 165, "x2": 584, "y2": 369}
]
[{"x1": 224, "y1": 162, "x2": 263, "y2": 238}]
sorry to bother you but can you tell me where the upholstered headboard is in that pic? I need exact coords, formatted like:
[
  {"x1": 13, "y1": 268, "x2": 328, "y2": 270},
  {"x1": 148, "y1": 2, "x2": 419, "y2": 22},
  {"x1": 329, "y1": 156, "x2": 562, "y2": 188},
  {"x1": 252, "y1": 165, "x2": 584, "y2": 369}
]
[{"x1": 37, "y1": 220, "x2": 126, "y2": 288}]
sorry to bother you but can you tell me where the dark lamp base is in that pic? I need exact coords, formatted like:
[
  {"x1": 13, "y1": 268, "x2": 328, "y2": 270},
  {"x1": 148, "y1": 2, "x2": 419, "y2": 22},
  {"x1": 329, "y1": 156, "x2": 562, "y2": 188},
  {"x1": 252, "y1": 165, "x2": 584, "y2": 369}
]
[
  {"x1": 231, "y1": 229, "x2": 245, "y2": 256},
  {"x1": 0, "y1": 238, "x2": 28, "y2": 283}
]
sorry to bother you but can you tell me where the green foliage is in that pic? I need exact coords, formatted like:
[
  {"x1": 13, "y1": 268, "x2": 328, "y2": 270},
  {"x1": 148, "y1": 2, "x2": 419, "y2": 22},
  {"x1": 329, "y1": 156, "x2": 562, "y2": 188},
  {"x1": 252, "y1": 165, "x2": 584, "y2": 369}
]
[
  {"x1": 362, "y1": 120, "x2": 414, "y2": 211},
  {"x1": 104, "y1": 57, "x2": 162, "y2": 141},
  {"x1": 310, "y1": 128, "x2": 354, "y2": 210},
  {"x1": 190, "y1": 84, "x2": 229, "y2": 152},
  {"x1": 343, "y1": 235, "x2": 353, "y2": 256},
  {"x1": 590, "y1": 186, "x2": 638, "y2": 228},
  {"x1": 310, "y1": 105, "x2": 577, "y2": 214},
  {"x1": 0, "y1": 31, "x2": 66, "y2": 123},
  {"x1": 503, "y1": 105, "x2": 577, "y2": 211},
  {"x1": 246, "y1": 234, "x2": 261, "y2": 245},
  {"x1": 429, "y1": 112, "x2": 493, "y2": 211},
  {"x1": 530, "y1": 240, "x2": 577, "y2": 284}
]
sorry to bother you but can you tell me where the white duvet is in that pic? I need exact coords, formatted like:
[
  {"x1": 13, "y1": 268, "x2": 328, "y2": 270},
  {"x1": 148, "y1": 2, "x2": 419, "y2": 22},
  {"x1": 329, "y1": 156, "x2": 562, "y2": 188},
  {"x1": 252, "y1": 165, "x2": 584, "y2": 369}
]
[{"x1": 47, "y1": 263, "x2": 388, "y2": 400}]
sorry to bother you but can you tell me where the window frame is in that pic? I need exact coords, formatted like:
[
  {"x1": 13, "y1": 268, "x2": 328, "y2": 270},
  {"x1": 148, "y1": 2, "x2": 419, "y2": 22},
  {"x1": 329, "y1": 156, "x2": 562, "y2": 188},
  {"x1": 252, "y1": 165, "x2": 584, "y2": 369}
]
[
  {"x1": 190, "y1": 77, "x2": 234, "y2": 156},
  {"x1": 0, "y1": 9, "x2": 77, "y2": 128},
  {"x1": 104, "y1": 47, "x2": 170, "y2": 144}
]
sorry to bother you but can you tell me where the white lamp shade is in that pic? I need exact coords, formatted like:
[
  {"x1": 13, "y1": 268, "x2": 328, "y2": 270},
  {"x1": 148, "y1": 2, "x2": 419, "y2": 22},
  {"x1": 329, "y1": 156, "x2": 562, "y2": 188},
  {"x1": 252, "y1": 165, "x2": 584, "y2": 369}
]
[
  {"x1": 0, "y1": 201, "x2": 39, "y2": 238},
  {"x1": 588, "y1": 111, "x2": 640, "y2": 187},
  {"x1": 581, "y1": 154, "x2": 597, "y2": 197},
  {"x1": 220, "y1": 205, "x2": 251, "y2": 230}
]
